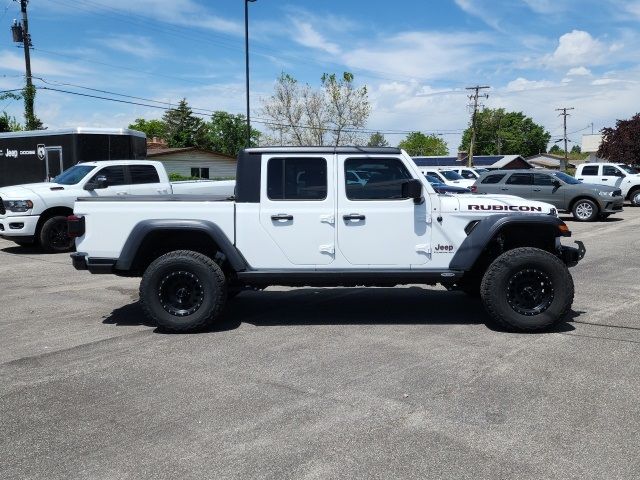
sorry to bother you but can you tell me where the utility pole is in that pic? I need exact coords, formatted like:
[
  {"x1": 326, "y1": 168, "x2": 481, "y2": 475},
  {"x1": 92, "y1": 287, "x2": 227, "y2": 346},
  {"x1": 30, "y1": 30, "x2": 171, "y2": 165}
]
[
  {"x1": 244, "y1": 0, "x2": 256, "y2": 147},
  {"x1": 11, "y1": 0, "x2": 36, "y2": 129},
  {"x1": 466, "y1": 85, "x2": 490, "y2": 167},
  {"x1": 556, "y1": 107, "x2": 574, "y2": 172}
]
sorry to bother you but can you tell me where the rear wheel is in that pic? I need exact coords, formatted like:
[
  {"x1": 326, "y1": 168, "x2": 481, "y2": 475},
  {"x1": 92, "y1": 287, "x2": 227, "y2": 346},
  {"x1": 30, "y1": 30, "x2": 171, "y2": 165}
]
[
  {"x1": 139, "y1": 250, "x2": 227, "y2": 332},
  {"x1": 480, "y1": 247, "x2": 574, "y2": 332},
  {"x1": 39, "y1": 216, "x2": 74, "y2": 253},
  {"x1": 572, "y1": 199, "x2": 598, "y2": 222},
  {"x1": 630, "y1": 189, "x2": 640, "y2": 207}
]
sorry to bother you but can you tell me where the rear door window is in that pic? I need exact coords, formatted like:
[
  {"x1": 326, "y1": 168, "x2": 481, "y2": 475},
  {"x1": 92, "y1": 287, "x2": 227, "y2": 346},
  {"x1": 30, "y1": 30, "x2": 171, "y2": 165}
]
[
  {"x1": 267, "y1": 158, "x2": 327, "y2": 200},
  {"x1": 506, "y1": 173, "x2": 533, "y2": 185},
  {"x1": 581, "y1": 165, "x2": 599, "y2": 176},
  {"x1": 129, "y1": 165, "x2": 160, "y2": 184}
]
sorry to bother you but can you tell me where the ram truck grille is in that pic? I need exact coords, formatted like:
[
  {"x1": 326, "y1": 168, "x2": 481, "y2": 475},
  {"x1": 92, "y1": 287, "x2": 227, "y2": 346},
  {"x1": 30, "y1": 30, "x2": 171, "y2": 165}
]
[{"x1": 0, "y1": 196, "x2": 5, "y2": 215}]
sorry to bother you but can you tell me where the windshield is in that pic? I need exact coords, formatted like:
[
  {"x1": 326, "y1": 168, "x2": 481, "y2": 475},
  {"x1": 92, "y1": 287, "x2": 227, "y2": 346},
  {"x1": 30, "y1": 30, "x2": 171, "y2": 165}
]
[
  {"x1": 439, "y1": 170, "x2": 464, "y2": 181},
  {"x1": 425, "y1": 174, "x2": 443, "y2": 185},
  {"x1": 54, "y1": 165, "x2": 96, "y2": 185},
  {"x1": 552, "y1": 171, "x2": 582, "y2": 185},
  {"x1": 618, "y1": 164, "x2": 639, "y2": 174}
]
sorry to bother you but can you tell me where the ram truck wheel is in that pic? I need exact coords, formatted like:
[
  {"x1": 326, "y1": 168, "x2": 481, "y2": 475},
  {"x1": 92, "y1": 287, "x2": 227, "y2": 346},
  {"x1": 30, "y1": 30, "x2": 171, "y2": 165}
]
[
  {"x1": 572, "y1": 199, "x2": 598, "y2": 222},
  {"x1": 39, "y1": 215, "x2": 74, "y2": 253},
  {"x1": 139, "y1": 250, "x2": 227, "y2": 333},
  {"x1": 480, "y1": 247, "x2": 574, "y2": 332}
]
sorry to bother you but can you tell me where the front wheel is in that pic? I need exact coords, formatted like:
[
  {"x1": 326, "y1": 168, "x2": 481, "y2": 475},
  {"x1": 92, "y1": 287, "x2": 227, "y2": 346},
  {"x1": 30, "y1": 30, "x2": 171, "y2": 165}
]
[
  {"x1": 39, "y1": 215, "x2": 74, "y2": 253},
  {"x1": 139, "y1": 250, "x2": 227, "y2": 333},
  {"x1": 572, "y1": 199, "x2": 598, "y2": 222},
  {"x1": 480, "y1": 247, "x2": 574, "y2": 332},
  {"x1": 630, "y1": 190, "x2": 640, "y2": 207}
]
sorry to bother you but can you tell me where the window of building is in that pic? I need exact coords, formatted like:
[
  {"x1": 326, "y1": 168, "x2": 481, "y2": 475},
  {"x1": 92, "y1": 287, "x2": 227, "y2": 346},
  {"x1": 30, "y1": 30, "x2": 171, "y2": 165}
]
[
  {"x1": 191, "y1": 167, "x2": 210, "y2": 179},
  {"x1": 267, "y1": 158, "x2": 327, "y2": 200}
]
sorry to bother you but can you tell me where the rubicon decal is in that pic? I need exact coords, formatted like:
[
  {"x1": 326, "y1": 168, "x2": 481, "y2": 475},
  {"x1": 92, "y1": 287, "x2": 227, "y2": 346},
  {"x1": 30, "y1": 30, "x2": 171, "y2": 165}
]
[{"x1": 468, "y1": 205, "x2": 543, "y2": 212}]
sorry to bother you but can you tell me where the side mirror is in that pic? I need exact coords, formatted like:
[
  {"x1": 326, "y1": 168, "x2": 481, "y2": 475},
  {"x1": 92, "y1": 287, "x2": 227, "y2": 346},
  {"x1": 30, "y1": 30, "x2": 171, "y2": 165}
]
[
  {"x1": 552, "y1": 179, "x2": 562, "y2": 188},
  {"x1": 84, "y1": 175, "x2": 108, "y2": 191},
  {"x1": 402, "y1": 178, "x2": 423, "y2": 203}
]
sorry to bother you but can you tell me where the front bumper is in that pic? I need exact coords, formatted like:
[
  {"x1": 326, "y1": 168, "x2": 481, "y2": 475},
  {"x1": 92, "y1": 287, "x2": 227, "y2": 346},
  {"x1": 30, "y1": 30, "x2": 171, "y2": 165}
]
[
  {"x1": 0, "y1": 214, "x2": 39, "y2": 239},
  {"x1": 560, "y1": 241, "x2": 586, "y2": 267},
  {"x1": 599, "y1": 197, "x2": 624, "y2": 214}
]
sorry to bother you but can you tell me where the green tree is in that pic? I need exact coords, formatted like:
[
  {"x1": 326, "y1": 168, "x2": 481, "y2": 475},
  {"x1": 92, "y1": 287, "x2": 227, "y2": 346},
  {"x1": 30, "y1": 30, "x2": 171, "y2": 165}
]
[
  {"x1": 570, "y1": 145, "x2": 581, "y2": 154},
  {"x1": 128, "y1": 118, "x2": 167, "y2": 139},
  {"x1": 459, "y1": 108, "x2": 550, "y2": 157},
  {"x1": 598, "y1": 114, "x2": 640, "y2": 164},
  {"x1": 0, "y1": 112, "x2": 23, "y2": 132},
  {"x1": 367, "y1": 131, "x2": 389, "y2": 147},
  {"x1": 162, "y1": 99, "x2": 205, "y2": 148},
  {"x1": 549, "y1": 144, "x2": 562, "y2": 154},
  {"x1": 201, "y1": 111, "x2": 260, "y2": 156},
  {"x1": 23, "y1": 85, "x2": 44, "y2": 130},
  {"x1": 398, "y1": 132, "x2": 448, "y2": 156}
]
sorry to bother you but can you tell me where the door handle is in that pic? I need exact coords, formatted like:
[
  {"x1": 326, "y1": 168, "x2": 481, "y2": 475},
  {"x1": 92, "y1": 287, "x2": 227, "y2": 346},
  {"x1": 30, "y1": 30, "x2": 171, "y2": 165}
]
[
  {"x1": 271, "y1": 214, "x2": 293, "y2": 221},
  {"x1": 501, "y1": 188, "x2": 509, "y2": 191},
  {"x1": 601, "y1": 178, "x2": 608, "y2": 181},
  {"x1": 343, "y1": 213, "x2": 365, "y2": 221},
  {"x1": 533, "y1": 188, "x2": 541, "y2": 192}
]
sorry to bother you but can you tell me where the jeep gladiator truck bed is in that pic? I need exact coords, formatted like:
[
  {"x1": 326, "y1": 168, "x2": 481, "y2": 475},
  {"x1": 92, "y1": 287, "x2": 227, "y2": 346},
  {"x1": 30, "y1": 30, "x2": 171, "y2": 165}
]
[{"x1": 70, "y1": 147, "x2": 585, "y2": 333}]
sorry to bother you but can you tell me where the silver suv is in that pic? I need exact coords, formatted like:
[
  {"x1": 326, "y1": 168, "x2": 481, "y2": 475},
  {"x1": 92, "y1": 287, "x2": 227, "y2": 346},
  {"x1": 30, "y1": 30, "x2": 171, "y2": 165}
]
[{"x1": 472, "y1": 169, "x2": 624, "y2": 221}]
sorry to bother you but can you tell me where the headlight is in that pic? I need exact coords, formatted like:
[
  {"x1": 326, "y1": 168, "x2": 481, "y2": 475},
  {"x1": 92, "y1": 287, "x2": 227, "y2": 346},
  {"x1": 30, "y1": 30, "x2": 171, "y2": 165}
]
[
  {"x1": 597, "y1": 191, "x2": 614, "y2": 197},
  {"x1": 3, "y1": 200, "x2": 34, "y2": 212}
]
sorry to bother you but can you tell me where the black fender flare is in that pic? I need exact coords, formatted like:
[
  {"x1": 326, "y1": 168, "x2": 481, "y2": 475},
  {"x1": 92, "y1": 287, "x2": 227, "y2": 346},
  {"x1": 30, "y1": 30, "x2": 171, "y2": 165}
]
[
  {"x1": 450, "y1": 214, "x2": 565, "y2": 271},
  {"x1": 115, "y1": 219, "x2": 248, "y2": 272}
]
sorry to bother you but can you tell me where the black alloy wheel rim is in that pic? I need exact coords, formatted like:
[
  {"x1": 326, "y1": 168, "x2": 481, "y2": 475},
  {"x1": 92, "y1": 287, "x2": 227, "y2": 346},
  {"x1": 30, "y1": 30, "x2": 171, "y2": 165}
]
[
  {"x1": 506, "y1": 268, "x2": 554, "y2": 316},
  {"x1": 158, "y1": 270, "x2": 205, "y2": 317},
  {"x1": 49, "y1": 220, "x2": 72, "y2": 249}
]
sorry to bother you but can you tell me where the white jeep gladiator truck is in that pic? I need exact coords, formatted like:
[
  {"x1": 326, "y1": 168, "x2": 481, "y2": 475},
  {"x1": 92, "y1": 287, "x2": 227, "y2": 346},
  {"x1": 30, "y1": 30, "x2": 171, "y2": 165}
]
[
  {"x1": 574, "y1": 163, "x2": 640, "y2": 206},
  {"x1": 70, "y1": 147, "x2": 585, "y2": 333},
  {"x1": 0, "y1": 160, "x2": 235, "y2": 252}
]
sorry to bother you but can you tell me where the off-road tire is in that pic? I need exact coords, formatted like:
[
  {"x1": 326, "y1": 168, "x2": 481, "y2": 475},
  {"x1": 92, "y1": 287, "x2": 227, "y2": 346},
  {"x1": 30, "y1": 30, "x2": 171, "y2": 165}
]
[
  {"x1": 572, "y1": 198, "x2": 599, "y2": 222},
  {"x1": 39, "y1": 215, "x2": 74, "y2": 253},
  {"x1": 480, "y1": 247, "x2": 574, "y2": 332},
  {"x1": 139, "y1": 250, "x2": 227, "y2": 333}
]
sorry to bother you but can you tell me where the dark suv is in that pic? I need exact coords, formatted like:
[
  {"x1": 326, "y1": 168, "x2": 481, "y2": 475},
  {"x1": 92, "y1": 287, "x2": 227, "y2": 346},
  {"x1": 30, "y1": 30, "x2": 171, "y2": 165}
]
[{"x1": 473, "y1": 169, "x2": 624, "y2": 221}]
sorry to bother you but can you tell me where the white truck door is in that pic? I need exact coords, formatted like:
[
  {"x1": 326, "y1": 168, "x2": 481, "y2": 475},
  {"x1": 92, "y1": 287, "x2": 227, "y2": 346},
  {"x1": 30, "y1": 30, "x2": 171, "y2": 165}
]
[
  {"x1": 128, "y1": 164, "x2": 168, "y2": 194},
  {"x1": 600, "y1": 165, "x2": 623, "y2": 186},
  {"x1": 84, "y1": 165, "x2": 130, "y2": 196},
  {"x1": 259, "y1": 154, "x2": 335, "y2": 266},
  {"x1": 337, "y1": 156, "x2": 431, "y2": 266}
]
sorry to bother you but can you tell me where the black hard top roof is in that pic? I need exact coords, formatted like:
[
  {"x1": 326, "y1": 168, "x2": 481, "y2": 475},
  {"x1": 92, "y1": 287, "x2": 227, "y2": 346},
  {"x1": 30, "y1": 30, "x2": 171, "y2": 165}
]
[{"x1": 244, "y1": 146, "x2": 402, "y2": 155}]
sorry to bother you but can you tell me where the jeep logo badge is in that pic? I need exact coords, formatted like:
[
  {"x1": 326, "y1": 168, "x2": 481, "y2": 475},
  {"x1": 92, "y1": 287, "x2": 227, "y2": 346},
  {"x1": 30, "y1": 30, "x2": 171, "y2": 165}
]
[{"x1": 37, "y1": 144, "x2": 46, "y2": 161}]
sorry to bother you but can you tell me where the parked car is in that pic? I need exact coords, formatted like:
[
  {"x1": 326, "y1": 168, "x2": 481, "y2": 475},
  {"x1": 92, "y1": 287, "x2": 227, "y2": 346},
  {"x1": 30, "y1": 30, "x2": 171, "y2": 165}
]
[
  {"x1": 421, "y1": 168, "x2": 475, "y2": 188},
  {"x1": 472, "y1": 169, "x2": 624, "y2": 222},
  {"x1": 425, "y1": 173, "x2": 471, "y2": 194},
  {"x1": 575, "y1": 163, "x2": 640, "y2": 206},
  {"x1": 443, "y1": 167, "x2": 489, "y2": 180},
  {"x1": 0, "y1": 160, "x2": 235, "y2": 252},
  {"x1": 70, "y1": 146, "x2": 585, "y2": 334}
]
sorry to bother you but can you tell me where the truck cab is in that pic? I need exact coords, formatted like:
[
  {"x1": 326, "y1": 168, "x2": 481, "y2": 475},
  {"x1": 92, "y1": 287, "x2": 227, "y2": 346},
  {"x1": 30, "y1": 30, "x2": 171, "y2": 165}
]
[
  {"x1": 70, "y1": 147, "x2": 585, "y2": 334},
  {"x1": 575, "y1": 163, "x2": 640, "y2": 206}
]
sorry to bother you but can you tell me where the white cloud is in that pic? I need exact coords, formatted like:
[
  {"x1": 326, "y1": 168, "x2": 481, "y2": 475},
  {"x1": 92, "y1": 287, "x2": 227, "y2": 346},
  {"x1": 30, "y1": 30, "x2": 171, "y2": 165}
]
[
  {"x1": 98, "y1": 34, "x2": 162, "y2": 59},
  {"x1": 340, "y1": 31, "x2": 495, "y2": 81},
  {"x1": 0, "y1": 50, "x2": 90, "y2": 77},
  {"x1": 290, "y1": 19, "x2": 341, "y2": 55},
  {"x1": 567, "y1": 66, "x2": 592, "y2": 76},
  {"x1": 521, "y1": 0, "x2": 566, "y2": 13},
  {"x1": 453, "y1": 0, "x2": 502, "y2": 30},
  {"x1": 543, "y1": 30, "x2": 613, "y2": 67},
  {"x1": 506, "y1": 77, "x2": 558, "y2": 91}
]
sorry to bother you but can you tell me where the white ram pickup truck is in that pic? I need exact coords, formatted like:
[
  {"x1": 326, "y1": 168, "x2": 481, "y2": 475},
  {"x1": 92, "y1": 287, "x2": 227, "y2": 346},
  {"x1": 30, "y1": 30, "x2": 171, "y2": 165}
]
[
  {"x1": 0, "y1": 160, "x2": 234, "y2": 252},
  {"x1": 70, "y1": 147, "x2": 585, "y2": 333},
  {"x1": 575, "y1": 163, "x2": 640, "y2": 206}
]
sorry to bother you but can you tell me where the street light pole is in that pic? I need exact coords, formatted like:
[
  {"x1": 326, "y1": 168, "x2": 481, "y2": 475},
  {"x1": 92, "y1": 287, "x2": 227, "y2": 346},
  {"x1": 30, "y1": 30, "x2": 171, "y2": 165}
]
[{"x1": 244, "y1": 0, "x2": 256, "y2": 147}]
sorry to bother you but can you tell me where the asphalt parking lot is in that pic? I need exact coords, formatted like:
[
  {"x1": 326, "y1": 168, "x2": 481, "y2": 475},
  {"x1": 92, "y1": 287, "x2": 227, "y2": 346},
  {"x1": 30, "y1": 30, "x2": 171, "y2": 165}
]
[{"x1": 1, "y1": 210, "x2": 639, "y2": 480}]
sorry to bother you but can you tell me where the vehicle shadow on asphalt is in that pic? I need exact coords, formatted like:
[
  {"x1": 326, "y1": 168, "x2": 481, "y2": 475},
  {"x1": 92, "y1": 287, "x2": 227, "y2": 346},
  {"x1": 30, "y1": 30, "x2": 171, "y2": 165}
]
[
  {"x1": 559, "y1": 216, "x2": 623, "y2": 223},
  {"x1": 101, "y1": 288, "x2": 576, "y2": 334},
  {"x1": 1, "y1": 245, "x2": 49, "y2": 255}
]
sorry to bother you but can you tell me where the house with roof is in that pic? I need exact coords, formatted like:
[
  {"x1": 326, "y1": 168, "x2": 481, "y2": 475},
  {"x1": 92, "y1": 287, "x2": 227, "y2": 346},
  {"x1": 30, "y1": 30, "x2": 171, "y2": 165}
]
[
  {"x1": 525, "y1": 153, "x2": 579, "y2": 170},
  {"x1": 147, "y1": 146, "x2": 237, "y2": 179},
  {"x1": 412, "y1": 153, "x2": 532, "y2": 170}
]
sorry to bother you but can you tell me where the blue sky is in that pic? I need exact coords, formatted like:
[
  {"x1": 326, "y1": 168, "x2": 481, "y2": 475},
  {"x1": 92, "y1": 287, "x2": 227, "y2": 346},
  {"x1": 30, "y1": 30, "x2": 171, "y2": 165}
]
[{"x1": 1, "y1": 0, "x2": 639, "y2": 152}]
